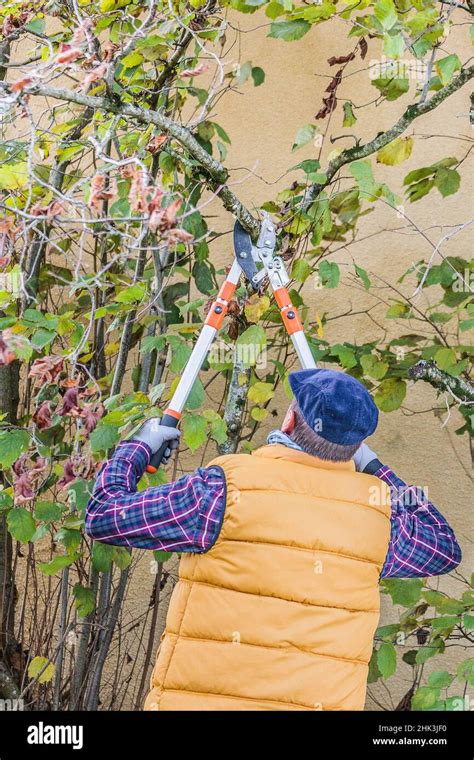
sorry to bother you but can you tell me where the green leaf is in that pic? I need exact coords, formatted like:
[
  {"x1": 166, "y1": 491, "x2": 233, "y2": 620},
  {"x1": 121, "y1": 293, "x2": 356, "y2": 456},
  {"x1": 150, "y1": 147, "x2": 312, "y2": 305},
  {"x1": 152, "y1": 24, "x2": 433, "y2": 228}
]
[
  {"x1": 361, "y1": 354, "x2": 388, "y2": 380},
  {"x1": 367, "y1": 648, "x2": 382, "y2": 683},
  {"x1": 115, "y1": 283, "x2": 146, "y2": 303},
  {"x1": 235, "y1": 325, "x2": 266, "y2": 367},
  {"x1": 113, "y1": 546, "x2": 132, "y2": 570},
  {"x1": 383, "y1": 578, "x2": 424, "y2": 607},
  {"x1": 435, "y1": 347, "x2": 458, "y2": 376},
  {"x1": 153, "y1": 549, "x2": 173, "y2": 563},
  {"x1": 0, "y1": 491, "x2": 13, "y2": 512},
  {"x1": 292, "y1": 159, "x2": 320, "y2": 175},
  {"x1": 411, "y1": 686, "x2": 439, "y2": 710},
  {"x1": 416, "y1": 645, "x2": 439, "y2": 664},
  {"x1": 31, "y1": 329, "x2": 56, "y2": 349},
  {"x1": 7, "y1": 508, "x2": 36, "y2": 543},
  {"x1": 28, "y1": 656, "x2": 55, "y2": 684},
  {"x1": 291, "y1": 259, "x2": 312, "y2": 283},
  {"x1": 432, "y1": 615, "x2": 459, "y2": 629},
  {"x1": 192, "y1": 261, "x2": 214, "y2": 295},
  {"x1": 428, "y1": 671, "x2": 453, "y2": 689},
  {"x1": 383, "y1": 32, "x2": 404, "y2": 59},
  {"x1": 90, "y1": 423, "x2": 120, "y2": 453},
  {"x1": 372, "y1": 76, "x2": 409, "y2": 101},
  {"x1": 73, "y1": 584, "x2": 95, "y2": 618},
  {"x1": 266, "y1": 1, "x2": 284, "y2": 19},
  {"x1": 342, "y1": 101, "x2": 356, "y2": 128},
  {"x1": 456, "y1": 657, "x2": 474, "y2": 683},
  {"x1": 406, "y1": 177, "x2": 434, "y2": 202},
  {"x1": 268, "y1": 20, "x2": 310, "y2": 41},
  {"x1": 292, "y1": 123, "x2": 316, "y2": 152},
  {"x1": 251, "y1": 66, "x2": 265, "y2": 86},
  {"x1": 434, "y1": 167, "x2": 460, "y2": 198},
  {"x1": 67, "y1": 479, "x2": 92, "y2": 511},
  {"x1": 55, "y1": 527, "x2": 82, "y2": 553},
  {"x1": 0, "y1": 429, "x2": 29, "y2": 468},
  {"x1": 377, "y1": 137, "x2": 413, "y2": 166},
  {"x1": 402, "y1": 650, "x2": 418, "y2": 666},
  {"x1": 423, "y1": 590, "x2": 464, "y2": 614},
  {"x1": 35, "y1": 501, "x2": 64, "y2": 523},
  {"x1": 319, "y1": 260, "x2": 340, "y2": 288},
  {"x1": 435, "y1": 54, "x2": 461, "y2": 86},
  {"x1": 376, "y1": 623, "x2": 400, "y2": 641},
  {"x1": 182, "y1": 413, "x2": 207, "y2": 452},
  {"x1": 39, "y1": 555, "x2": 75, "y2": 576},
  {"x1": 330, "y1": 344, "x2": 357, "y2": 369},
  {"x1": 203, "y1": 409, "x2": 228, "y2": 445},
  {"x1": 355, "y1": 264, "x2": 371, "y2": 290},
  {"x1": 185, "y1": 377, "x2": 205, "y2": 411},
  {"x1": 122, "y1": 52, "x2": 143, "y2": 69},
  {"x1": 463, "y1": 613, "x2": 474, "y2": 629},
  {"x1": 377, "y1": 642, "x2": 397, "y2": 678},
  {"x1": 236, "y1": 61, "x2": 252, "y2": 85},
  {"x1": 374, "y1": 378, "x2": 406, "y2": 412},
  {"x1": 92, "y1": 542, "x2": 114, "y2": 573},
  {"x1": 374, "y1": 0, "x2": 398, "y2": 30},
  {"x1": 214, "y1": 123, "x2": 231, "y2": 144},
  {"x1": 430, "y1": 311, "x2": 452, "y2": 324},
  {"x1": 386, "y1": 302, "x2": 409, "y2": 318},
  {"x1": 168, "y1": 337, "x2": 192, "y2": 373},
  {"x1": 349, "y1": 160, "x2": 378, "y2": 200}
]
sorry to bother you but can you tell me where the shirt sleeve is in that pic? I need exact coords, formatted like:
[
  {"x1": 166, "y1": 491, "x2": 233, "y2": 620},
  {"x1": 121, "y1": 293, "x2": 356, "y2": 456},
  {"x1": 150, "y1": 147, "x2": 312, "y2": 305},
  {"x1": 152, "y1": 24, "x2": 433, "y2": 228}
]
[
  {"x1": 377, "y1": 464, "x2": 462, "y2": 578},
  {"x1": 85, "y1": 441, "x2": 226, "y2": 552}
]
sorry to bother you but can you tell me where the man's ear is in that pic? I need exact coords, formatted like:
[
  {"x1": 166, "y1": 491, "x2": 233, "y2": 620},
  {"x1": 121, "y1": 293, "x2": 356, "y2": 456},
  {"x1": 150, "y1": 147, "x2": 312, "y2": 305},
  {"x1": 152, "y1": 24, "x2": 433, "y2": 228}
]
[{"x1": 281, "y1": 404, "x2": 296, "y2": 434}]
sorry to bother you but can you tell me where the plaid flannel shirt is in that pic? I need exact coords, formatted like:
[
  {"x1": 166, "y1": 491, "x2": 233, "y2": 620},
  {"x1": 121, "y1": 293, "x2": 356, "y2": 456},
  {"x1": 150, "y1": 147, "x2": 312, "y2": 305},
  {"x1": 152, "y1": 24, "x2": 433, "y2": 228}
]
[{"x1": 85, "y1": 440, "x2": 461, "y2": 578}]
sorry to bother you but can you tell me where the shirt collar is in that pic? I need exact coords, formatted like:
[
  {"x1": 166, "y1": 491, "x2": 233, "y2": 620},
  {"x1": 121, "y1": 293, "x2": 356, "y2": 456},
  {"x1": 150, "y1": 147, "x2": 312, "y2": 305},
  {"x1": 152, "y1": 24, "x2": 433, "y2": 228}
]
[
  {"x1": 266, "y1": 429, "x2": 303, "y2": 451},
  {"x1": 264, "y1": 430, "x2": 354, "y2": 472}
]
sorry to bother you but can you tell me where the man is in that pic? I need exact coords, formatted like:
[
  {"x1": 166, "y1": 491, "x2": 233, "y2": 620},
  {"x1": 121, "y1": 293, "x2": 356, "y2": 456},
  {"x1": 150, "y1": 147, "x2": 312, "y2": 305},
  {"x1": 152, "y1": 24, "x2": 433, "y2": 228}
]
[{"x1": 86, "y1": 369, "x2": 461, "y2": 711}]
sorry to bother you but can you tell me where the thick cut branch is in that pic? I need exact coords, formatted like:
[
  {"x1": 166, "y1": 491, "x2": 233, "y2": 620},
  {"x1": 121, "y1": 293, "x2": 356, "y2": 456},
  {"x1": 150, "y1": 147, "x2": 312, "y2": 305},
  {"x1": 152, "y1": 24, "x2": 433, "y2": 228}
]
[{"x1": 409, "y1": 360, "x2": 474, "y2": 403}]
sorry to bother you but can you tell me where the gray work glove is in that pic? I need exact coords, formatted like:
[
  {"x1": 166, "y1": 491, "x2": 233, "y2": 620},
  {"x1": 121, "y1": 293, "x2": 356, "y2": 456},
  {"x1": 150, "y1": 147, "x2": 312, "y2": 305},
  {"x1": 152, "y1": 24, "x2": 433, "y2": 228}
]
[
  {"x1": 353, "y1": 442, "x2": 378, "y2": 472},
  {"x1": 132, "y1": 419, "x2": 180, "y2": 464}
]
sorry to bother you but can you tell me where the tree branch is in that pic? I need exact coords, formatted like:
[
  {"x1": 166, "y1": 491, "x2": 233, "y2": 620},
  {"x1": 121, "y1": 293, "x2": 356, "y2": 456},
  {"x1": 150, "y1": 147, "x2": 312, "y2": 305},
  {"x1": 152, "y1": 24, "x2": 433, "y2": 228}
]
[
  {"x1": 6, "y1": 82, "x2": 260, "y2": 238},
  {"x1": 409, "y1": 360, "x2": 474, "y2": 403},
  {"x1": 218, "y1": 356, "x2": 250, "y2": 455},
  {"x1": 304, "y1": 66, "x2": 474, "y2": 207}
]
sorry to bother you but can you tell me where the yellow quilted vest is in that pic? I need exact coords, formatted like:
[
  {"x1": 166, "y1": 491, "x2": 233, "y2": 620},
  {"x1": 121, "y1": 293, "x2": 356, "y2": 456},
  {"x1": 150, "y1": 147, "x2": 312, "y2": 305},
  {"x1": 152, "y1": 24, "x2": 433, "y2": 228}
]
[{"x1": 144, "y1": 444, "x2": 391, "y2": 711}]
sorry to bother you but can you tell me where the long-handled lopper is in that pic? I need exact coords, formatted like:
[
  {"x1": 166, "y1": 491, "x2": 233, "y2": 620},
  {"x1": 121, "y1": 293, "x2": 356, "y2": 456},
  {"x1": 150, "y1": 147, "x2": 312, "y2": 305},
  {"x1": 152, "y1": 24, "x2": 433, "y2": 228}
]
[{"x1": 146, "y1": 212, "x2": 316, "y2": 473}]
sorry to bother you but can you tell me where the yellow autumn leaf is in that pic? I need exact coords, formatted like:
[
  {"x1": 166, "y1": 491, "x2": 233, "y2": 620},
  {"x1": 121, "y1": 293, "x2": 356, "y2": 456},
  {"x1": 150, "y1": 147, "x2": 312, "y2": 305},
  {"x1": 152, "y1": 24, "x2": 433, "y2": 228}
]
[
  {"x1": 248, "y1": 381, "x2": 274, "y2": 404},
  {"x1": 0, "y1": 162, "x2": 28, "y2": 190},
  {"x1": 315, "y1": 313, "x2": 324, "y2": 338},
  {"x1": 377, "y1": 137, "x2": 413, "y2": 166},
  {"x1": 104, "y1": 341, "x2": 120, "y2": 356},
  {"x1": 251, "y1": 407, "x2": 269, "y2": 422},
  {"x1": 28, "y1": 656, "x2": 55, "y2": 684},
  {"x1": 244, "y1": 294, "x2": 270, "y2": 323}
]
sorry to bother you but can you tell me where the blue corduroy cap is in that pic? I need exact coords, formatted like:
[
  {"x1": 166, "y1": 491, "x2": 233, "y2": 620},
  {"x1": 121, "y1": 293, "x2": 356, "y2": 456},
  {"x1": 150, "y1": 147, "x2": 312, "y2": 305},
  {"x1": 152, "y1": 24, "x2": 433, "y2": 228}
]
[{"x1": 288, "y1": 368, "x2": 378, "y2": 446}]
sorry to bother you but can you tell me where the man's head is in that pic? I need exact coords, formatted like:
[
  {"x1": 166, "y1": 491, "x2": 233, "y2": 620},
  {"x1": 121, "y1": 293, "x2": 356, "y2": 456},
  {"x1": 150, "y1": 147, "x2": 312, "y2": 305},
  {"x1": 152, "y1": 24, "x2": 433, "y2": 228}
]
[{"x1": 281, "y1": 369, "x2": 379, "y2": 462}]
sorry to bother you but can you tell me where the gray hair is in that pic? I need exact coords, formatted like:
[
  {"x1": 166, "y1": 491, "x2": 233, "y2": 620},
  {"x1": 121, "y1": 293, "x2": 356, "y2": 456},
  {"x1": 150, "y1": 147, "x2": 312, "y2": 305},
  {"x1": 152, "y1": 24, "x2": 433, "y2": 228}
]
[{"x1": 287, "y1": 400, "x2": 360, "y2": 462}]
